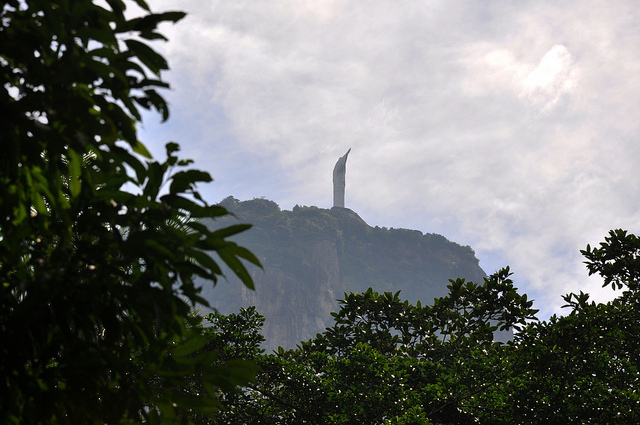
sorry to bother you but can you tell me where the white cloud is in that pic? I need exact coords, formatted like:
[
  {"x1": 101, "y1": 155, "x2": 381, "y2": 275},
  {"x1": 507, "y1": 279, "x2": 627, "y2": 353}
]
[
  {"x1": 520, "y1": 44, "x2": 579, "y2": 110},
  {"x1": 461, "y1": 43, "x2": 579, "y2": 111},
  {"x1": 143, "y1": 0, "x2": 640, "y2": 318},
  {"x1": 279, "y1": 0, "x2": 345, "y2": 21},
  {"x1": 461, "y1": 45, "x2": 531, "y2": 96}
]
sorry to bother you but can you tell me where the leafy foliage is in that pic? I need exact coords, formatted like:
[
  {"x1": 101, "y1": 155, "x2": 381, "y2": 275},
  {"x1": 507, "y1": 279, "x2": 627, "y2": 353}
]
[
  {"x1": 0, "y1": 1, "x2": 259, "y2": 423},
  {"x1": 205, "y1": 269, "x2": 535, "y2": 424},
  {"x1": 202, "y1": 230, "x2": 640, "y2": 425},
  {"x1": 493, "y1": 228, "x2": 640, "y2": 425},
  {"x1": 582, "y1": 228, "x2": 640, "y2": 291}
]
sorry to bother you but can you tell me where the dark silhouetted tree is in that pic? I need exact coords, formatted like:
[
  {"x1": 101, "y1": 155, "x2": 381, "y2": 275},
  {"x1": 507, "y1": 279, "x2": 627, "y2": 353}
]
[{"x1": 0, "y1": 1, "x2": 259, "y2": 423}]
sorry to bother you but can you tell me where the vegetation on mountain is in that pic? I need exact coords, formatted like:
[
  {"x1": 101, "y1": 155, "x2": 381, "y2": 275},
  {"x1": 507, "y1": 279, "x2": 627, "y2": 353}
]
[
  {"x1": 0, "y1": 1, "x2": 258, "y2": 423},
  {"x1": 209, "y1": 196, "x2": 483, "y2": 301},
  {"x1": 214, "y1": 198, "x2": 482, "y2": 298}
]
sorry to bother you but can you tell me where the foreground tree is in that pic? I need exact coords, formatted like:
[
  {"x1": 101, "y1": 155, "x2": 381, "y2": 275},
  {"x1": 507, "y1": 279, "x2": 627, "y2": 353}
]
[
  {"x1": 208, "y1": 269, "x2": 536, "y2": 425},
  {"x1": 0, "y1": 1, "x2": 259, "y2": 423},
  {"x1": 205, "y1": 230, "x2": 640, "y2": 425},
  {"x1": 488, "y1": 229, "x2": 640, "y2": 425}
]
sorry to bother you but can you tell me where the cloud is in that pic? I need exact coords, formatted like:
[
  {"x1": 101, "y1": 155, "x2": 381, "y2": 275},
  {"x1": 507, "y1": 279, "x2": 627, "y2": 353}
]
[
  {"x1": 520, "y1": 45, "x2": 579, "y2": 109},
  {"x1": 279, "y1": 0, "x2": 345, "y2": 21},
  {"x1": 461, "y1": 43, "x2": 579, "y2": 111},
  {"x1": 144, "y1": 0, "x2": 640, "y2": 318}
]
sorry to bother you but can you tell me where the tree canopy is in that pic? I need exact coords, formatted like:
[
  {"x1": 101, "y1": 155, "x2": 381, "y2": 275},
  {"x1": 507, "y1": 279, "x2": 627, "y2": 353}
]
[
  {"x1": 200, "y1": 229, "x2": 640, "y2": 425},
  {"x1": 0, "y1": 1, "x2": 259, "y2": 423}
]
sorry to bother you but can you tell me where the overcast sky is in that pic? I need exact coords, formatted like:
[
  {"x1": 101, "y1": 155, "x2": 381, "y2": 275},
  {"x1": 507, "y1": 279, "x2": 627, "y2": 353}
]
[{"x1": 141, "y1": 0, "x2": 640, "y2": 318}]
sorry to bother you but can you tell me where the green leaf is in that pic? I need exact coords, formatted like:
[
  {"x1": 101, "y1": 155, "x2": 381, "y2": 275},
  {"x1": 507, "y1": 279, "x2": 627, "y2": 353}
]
[
  {"x1": 67, "y1": 148, "x2": 82, "y2": 198},
  {"x1": 125, "y1": 39, "x2": 168, "y2": 75},
  {"x1": 169, "y1": 169, "x2": 213, "y2": 194},
  {"x1": 218, "y1": 246, "x2": 255, "y2": 290},
  {"x1": 186, "y1": 248, "x2": 223, "y2": 276},
  {"x1": 142, "y1": 161, "x2": 165, "y2": 199},
  {"x1": 211, "y1": 224, "x2": 252, "y2": 239},
  {"x1": 145, "y1": 238, "x2": 177, "y2": 261},
  {"x1": 131, "y1": 0, "x2": 151, "y2": 11},
  {"x1": 144, "y1": 88, "x2": 169, "y2": 121},
  {"x1": 171, "y1": 334, "x2": 208, "y2": 357},
  {"x1": 133, "y1": 140, "x2": 152, "y2": 158},
  {"x1": 129, "y1": 11, "x2": 186, "y2": 32},
  {"x1": 234, "y1": 246, "x2": 263, "y2": 268}
]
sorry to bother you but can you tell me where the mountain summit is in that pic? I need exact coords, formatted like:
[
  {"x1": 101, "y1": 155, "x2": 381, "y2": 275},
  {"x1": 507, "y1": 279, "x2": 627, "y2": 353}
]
[{"x1": 200, "y1": 197, "x2": 487, "y2": 351}]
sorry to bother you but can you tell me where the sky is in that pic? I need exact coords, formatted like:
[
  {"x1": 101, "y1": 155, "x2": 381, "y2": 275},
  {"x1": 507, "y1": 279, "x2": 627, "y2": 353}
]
[{"x1": 140, "y1": 0, "x2": 640, "y2": 318}]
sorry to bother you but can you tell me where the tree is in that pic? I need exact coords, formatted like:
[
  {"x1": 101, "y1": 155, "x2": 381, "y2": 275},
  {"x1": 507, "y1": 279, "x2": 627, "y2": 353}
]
[
  {"x1": 485, "y1": 229, "x2": 640, "y2": 425},
  {"x1": 210, "y1": 269, "x2": 536, "y2": 425},
  {"x1": 0, "y1": 1, "x2": 259, "y2": 423},
  {"x1": 206, "y1": 230, "x2": 640, "y2": 424}
]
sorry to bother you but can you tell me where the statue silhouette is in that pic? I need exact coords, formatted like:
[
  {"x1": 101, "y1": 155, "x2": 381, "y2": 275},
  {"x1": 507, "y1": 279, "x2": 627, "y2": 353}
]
[{"x1": 333, "y1": 148, "x2": 351, "y2": 208}]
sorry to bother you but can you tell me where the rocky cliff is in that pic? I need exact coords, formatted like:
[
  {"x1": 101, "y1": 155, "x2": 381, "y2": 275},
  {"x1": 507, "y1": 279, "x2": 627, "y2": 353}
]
[{"x1": 200, "y1": 197, "x2": 488, "y2": 351}]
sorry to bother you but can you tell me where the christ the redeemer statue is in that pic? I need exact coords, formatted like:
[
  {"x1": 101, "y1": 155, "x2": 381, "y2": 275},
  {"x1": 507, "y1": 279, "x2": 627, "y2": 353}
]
[{"x1": 333, "y1": 148, "x2": 351, "y2": 208}]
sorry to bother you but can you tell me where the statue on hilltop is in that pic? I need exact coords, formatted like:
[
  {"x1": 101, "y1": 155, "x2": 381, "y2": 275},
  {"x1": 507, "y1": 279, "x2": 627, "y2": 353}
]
[{"x1": 333, "y1": 148, "x2": 351, "y2": 208}]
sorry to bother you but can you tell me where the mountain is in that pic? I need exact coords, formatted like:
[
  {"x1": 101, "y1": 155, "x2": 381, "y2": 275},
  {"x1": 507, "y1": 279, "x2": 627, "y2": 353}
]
[{"x1": 199, "y1": 197, "x2": 489, "y2": 351}]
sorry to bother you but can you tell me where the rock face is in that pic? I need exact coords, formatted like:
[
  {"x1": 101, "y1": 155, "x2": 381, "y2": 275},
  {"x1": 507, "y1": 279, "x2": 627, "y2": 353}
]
[
  {"x1": 232, "y1": 240, "x2": 340, "y2": 347},
  {"x1": 201, "y1": 197, "x2": 489, "y2": 351}
]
